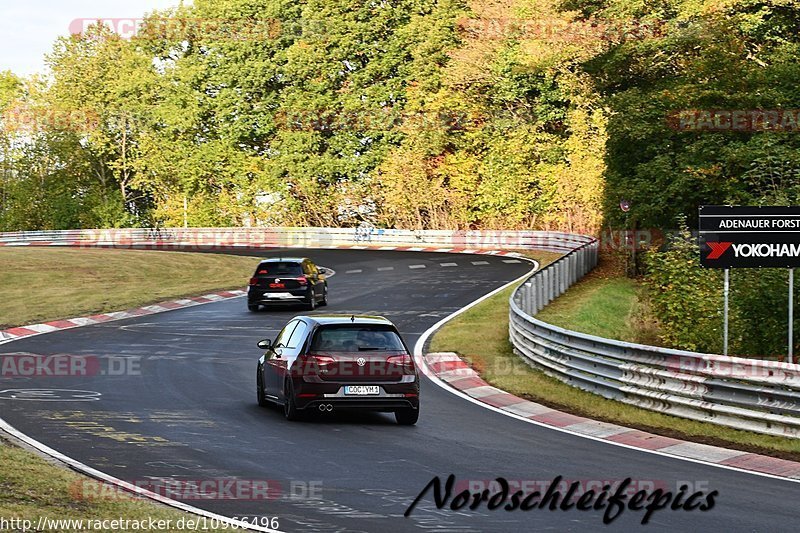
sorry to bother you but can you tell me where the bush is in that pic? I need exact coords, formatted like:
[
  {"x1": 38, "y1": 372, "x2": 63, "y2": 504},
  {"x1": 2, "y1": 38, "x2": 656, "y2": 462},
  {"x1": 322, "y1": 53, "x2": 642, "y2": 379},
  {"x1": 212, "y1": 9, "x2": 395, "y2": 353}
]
[
  {"x1": 645, "y1": 219, "x2": 798, "y2": 358},
  {"x1": 643, "y1": 222, "x2": 723, "y2": 353}
]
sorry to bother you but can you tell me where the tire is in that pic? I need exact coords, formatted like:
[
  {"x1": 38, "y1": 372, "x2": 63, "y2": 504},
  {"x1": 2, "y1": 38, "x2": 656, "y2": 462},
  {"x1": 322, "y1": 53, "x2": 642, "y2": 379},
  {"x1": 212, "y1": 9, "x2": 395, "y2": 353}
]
[
  {"x1": 319, "y1": 285, "x2": 328, "y2": 306},
  {"x1": 256, "y1": 366, "x2": 268, "y2": 407},
  {"x1": 395, "y1": 408, "x2": 419, "y2": 425},
  {"x1": 248, "y1": 303, "x2": 260, "y2": 312},
  {"x1": 305, "y1": 290, "x2": 317, "y2": 311},
  {"x1": 283, "y1": 380, "x2": 301, "y2": 421}
]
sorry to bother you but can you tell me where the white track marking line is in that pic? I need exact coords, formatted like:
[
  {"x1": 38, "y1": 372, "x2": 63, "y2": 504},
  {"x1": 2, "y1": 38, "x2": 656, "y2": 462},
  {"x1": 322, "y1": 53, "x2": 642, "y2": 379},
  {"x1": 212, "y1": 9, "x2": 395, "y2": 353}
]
[
  {"x1": 409, "y1": 264, "x2": 426, "y2": 269},
  {"x1": 345, "y1": 269, "x2": 362, "y2": 274},
  {"x1": 413, "y1": 259, "x2": 800, "y2": 484},
  {"x1": 440, "y1": 262, "x2": 457, "y2": 267},
  {"x1": 471, "y1": 261, "x2": 490, "y2": 265},
  {"x1": 503, "y1": 259, "x2": 523, "y2": 263},
  {"x1": 377, "y1": 266, "x2": 394, "y2": 271}
]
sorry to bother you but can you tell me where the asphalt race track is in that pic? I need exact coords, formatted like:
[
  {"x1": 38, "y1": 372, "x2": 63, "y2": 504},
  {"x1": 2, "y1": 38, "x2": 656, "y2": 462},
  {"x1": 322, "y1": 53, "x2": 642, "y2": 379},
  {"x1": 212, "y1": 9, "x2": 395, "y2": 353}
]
[{"x1": 1, "y1": 248, "x2": 798, "y2": 532}]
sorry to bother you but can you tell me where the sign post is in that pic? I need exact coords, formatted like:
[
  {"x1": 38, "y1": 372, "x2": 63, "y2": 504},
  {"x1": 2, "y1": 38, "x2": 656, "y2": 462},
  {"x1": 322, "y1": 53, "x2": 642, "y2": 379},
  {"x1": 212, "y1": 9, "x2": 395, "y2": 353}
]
[
  {"x1": 790, "y1": 269, "x2": 794, "y2": 363},
  {"x1": 700, "y1": 205, "x2": 800, "y2": 361},
  {"x1": 723, "y1": 269, "x2": 729, "y2": 356}
]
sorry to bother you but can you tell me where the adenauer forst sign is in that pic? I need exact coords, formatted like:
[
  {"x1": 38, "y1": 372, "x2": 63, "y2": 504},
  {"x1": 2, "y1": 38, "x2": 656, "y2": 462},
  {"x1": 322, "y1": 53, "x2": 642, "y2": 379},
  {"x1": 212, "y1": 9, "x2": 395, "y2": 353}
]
[{"x1": 699, "y1": 206, "x2": 800, "y2": 268}]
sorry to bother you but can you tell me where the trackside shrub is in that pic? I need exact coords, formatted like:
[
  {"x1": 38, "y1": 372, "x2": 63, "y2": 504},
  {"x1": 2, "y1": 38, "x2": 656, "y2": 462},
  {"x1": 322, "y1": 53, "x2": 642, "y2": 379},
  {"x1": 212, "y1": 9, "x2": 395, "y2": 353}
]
[{"x1": 643, "y1": 221, "x2": 724, "y2": 353}]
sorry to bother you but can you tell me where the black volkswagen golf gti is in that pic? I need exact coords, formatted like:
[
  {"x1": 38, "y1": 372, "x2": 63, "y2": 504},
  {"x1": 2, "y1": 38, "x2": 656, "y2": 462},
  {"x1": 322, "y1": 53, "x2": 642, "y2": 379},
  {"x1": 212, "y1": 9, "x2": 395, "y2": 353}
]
[
  {"x1": 256, "y1": 315, "x2": 420, "y2": 425},
  {"x1": 247, "y1": 257, "x2": 327, "y2": 311}
]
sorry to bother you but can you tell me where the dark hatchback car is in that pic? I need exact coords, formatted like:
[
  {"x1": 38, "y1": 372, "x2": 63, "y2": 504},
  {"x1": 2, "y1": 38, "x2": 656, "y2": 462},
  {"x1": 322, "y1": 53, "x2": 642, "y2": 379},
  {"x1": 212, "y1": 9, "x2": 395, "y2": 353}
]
[
  {"x1": 256, "y1": 315, "x2": 420, "y2": 425},
  {"x1": 247, "y1": 257, "x2": 327, "y2": 311}
]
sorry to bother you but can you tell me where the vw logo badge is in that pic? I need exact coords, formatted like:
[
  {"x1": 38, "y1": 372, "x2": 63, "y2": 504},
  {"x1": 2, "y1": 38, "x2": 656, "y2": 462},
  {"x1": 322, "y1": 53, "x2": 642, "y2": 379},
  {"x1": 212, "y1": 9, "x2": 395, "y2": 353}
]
[{"x1": 356, "y1": 358, "x2": 366, "y2": 367}]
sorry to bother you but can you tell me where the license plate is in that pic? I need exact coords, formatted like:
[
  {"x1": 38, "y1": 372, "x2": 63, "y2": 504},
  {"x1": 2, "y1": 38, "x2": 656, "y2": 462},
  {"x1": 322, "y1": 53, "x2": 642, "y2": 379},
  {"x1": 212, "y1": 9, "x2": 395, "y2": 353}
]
[
  {"x1": 269, "y1": 283, "x2": 285, "y2": 288},
  {"x1": 344, "y1": 385, "x2": 380, "y2": 396},
  {"x1": 265, "y1": 293, "x2": 290, "y2": 298}
]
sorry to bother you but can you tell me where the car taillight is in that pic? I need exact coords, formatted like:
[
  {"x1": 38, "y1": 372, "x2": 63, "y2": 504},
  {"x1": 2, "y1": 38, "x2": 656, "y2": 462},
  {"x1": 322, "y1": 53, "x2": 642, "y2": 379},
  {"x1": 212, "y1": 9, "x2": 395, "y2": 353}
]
[
  {"x1": 307, "y1": 355, "x2": 335, "y2": 365},
  {"x1": 295, "y1": 276, "x2": 308, "y2": 285},
  {"x1": 248, "y1": 277, "x2": 258, "y2": 286},
  {"x1": 387, "y1": 354, "x2": 415, "y2": 371},
  {"x1": 299, "y1": 354, "x2": 335, "y2": 375}
]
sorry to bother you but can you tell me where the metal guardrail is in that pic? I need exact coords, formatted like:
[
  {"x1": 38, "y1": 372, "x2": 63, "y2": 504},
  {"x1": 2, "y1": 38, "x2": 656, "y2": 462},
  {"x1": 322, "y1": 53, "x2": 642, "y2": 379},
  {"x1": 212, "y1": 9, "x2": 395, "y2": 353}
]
[
  {"x1": 509, "y1": 237, "x2": 800, "y2": 439},
  {"x1": 0, "y1": 227, "x2": 589, "y2": 253}
]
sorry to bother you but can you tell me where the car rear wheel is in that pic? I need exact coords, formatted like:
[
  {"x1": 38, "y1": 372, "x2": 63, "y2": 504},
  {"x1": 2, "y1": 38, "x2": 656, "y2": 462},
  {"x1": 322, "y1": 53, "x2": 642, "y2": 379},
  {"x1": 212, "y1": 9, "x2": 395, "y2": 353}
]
[
  {"x1": 283, "y1": 381, "x2": 301, "y2": 421},
  {"x1": 395, "y1": 408, "x2": 419, "y2": 425},
  {"x1": 319, "y1": 286, "x2": 328, "y2": 306},
  {"x1": 305, "y1": 290, "x2": 317, "y2": 311},
  {"x1": 248, "y1": 304, "x2": 260, "y2": 312},
  {"x1": 256, "y1": 366, "x2": 268, "y2": 407}
]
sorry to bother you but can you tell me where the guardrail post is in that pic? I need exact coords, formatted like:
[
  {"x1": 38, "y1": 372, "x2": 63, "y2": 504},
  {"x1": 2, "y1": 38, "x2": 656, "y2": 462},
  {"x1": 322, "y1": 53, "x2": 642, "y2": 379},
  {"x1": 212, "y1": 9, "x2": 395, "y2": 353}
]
[
  {"x1": 544, "y1": 269, "x2": 551, "y2": 305},
  {"x1": 574, "y1": 252, "x2": 580, "y2": 284},
  {"x1": 553, "y1": 263, "x2": 559, "y2": 298},
  {"x1": 523, "y1": 282, "x2": 529, "y2": 312},
  {"x1": 536, "y1": 274, "x2": 543, "y2": 313},
  {"x1": 569, "y1": 253, "x2": 575, "y2": 286}
]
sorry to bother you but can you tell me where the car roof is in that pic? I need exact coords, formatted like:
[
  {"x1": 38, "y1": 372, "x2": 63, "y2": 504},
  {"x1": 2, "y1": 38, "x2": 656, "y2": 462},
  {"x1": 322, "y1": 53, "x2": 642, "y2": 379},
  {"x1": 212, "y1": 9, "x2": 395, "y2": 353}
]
[
  {"x1": 298, "y1": 315, "x2": 395, "y2": 327},
  {"x1": 258, "y1": 257, "x2": 309, "y2": 264}
]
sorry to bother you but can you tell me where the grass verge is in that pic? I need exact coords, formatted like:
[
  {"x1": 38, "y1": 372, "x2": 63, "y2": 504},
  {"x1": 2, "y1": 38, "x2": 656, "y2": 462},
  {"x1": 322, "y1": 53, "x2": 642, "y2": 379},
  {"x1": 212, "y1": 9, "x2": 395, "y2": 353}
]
[
  {"x1": 0, "y1": 248, "x2": 263, "y2": 329},
  {"x1": 429, "y1": 278, "x2": 800, "y2": 460},
  {"x1": 0, "y1": 438, "x2": 231, "y2": 532}
]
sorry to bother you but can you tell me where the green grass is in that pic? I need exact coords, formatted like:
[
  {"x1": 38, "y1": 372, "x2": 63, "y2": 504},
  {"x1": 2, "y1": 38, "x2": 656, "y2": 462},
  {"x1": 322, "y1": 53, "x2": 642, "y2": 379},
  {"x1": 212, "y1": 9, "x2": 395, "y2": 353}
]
[
  {"x1": 0, "y1": 247, "x2": 267, "y2": 529},
  {"x1": 430, "y1": 278, "x2": 800, "y2": 459},
  {"x1": 0, "y1": 248, "x2": 263, "y2": 329},
  {"x1": 536, "y1": 277, "x2": 638, "y2": 339},
  {"x1": 0, "y1": 439, "x2": 231, "y2": 532}
]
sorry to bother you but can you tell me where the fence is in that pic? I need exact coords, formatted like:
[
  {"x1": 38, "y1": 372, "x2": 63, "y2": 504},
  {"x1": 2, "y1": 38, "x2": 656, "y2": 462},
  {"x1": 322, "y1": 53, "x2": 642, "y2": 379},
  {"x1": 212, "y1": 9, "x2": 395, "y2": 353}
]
[
  {"x1": 0, "y1": 227, "x2": 590, "y2": 254},
  {"x1": 509, "y1": 237, "x2": 800, "y2": 439}
]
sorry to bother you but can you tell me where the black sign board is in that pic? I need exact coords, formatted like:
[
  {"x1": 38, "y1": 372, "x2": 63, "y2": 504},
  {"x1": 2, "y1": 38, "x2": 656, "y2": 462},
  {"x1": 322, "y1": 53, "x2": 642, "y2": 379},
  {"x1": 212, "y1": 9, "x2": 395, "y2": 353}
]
[{"x1": 699, "y1": 205, "x2": 800, "y2": 268}]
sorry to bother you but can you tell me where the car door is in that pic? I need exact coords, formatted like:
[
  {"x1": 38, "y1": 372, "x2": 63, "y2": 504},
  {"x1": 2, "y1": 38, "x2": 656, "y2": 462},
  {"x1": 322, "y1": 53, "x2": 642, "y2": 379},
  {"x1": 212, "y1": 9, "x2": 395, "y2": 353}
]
[
  {"x1": 275, "y1": 320, "x2": 309, "y2": 399},
  {"x1": 265, "y1": 320, "x2": 299, "y2": 397}
]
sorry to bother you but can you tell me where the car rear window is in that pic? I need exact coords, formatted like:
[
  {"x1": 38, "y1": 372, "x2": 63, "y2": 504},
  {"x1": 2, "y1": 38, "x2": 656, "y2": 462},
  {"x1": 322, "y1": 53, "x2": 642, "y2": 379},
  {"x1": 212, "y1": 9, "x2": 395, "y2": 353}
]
[
  {"x1": 255, "y1": 262, "x2": 303, "y2": 276},
  {"x1": 310, "y1": 326, "x2": 405, "y2": 352}
]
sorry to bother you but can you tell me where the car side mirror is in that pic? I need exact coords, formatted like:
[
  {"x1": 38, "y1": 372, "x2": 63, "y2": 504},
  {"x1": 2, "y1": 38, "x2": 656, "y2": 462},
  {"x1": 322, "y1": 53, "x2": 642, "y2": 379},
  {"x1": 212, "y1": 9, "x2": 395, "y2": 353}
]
[{"x1": 257, "y1": 339, "x2": 272, "y2": 350}]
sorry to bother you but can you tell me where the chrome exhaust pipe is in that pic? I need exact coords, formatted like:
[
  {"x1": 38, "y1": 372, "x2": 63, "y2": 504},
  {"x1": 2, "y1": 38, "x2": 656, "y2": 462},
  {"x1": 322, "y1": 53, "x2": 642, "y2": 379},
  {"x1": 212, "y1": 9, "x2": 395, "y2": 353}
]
[
  {"x1": 325, "y1": 404, "x2": 333, "y2": 412},
  {"x1": 318, "y1": 404, "x2": 327, "y2": 412}
]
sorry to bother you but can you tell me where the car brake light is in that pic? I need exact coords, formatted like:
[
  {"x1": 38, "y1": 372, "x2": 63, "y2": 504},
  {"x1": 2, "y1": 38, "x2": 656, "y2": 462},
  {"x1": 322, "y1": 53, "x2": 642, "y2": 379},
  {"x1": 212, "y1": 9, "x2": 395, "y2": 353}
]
[
  {"x1": 298, "y1": 354, "x2": 335, "y2": 375},
  {"x1": 248, "y1": 277, "x2": 258, "y2": 286},
  {"x1": 258, "y1": 269, "x2": 268, "y2": 274},
  {"x1": 295, "y1": 276, "x2": 308, "y2": 285},
  {"x1": 387, "y1": 354, "x2": 415, "y2": 370},
  {"x1": 307, "y1": 355, "x2": 335, "y2": 365}
]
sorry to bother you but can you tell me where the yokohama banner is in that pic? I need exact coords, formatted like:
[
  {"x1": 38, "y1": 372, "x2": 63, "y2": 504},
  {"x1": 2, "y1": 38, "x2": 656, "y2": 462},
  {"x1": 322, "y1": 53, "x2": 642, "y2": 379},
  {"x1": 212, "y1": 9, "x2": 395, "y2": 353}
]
[{"x1": 699, "y1": 205, "x2": 800, "y2": 268}]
